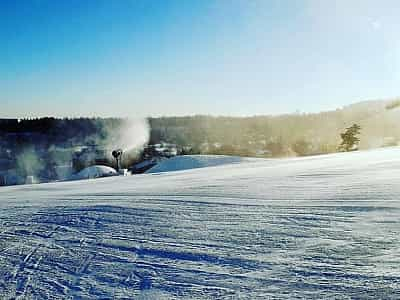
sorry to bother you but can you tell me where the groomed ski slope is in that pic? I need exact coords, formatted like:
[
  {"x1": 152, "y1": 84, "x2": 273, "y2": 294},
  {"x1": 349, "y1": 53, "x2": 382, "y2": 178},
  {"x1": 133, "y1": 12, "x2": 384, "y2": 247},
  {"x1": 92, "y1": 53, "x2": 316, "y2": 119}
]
[
  {"x1": 145, "y1": 155, "x2": 254, "y2": 173},
  {"x1": 1, "y1": 148, "x2": 400, "y2": 299}
]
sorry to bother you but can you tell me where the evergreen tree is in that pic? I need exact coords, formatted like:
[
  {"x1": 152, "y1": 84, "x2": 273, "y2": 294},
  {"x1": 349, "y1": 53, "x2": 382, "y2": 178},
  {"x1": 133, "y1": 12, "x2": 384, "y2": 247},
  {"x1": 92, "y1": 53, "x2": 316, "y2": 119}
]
[{"x1": 339, "y1": 124, "x2": 361, "y2": 152}]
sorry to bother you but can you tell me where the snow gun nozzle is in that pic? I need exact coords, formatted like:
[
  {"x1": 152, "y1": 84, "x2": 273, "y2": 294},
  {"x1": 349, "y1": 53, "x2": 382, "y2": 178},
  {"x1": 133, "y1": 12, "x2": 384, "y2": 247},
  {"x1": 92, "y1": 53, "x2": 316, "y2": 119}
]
[{"x1": 112, "y1": 149, "x2": 123, "y2": 171}]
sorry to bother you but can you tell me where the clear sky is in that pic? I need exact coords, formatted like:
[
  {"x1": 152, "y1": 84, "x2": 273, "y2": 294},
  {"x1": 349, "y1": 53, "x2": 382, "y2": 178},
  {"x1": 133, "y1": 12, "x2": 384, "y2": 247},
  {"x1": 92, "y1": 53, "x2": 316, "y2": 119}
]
[{"x1": 1, "y1": 0, "x2": 399, "y2": 118}]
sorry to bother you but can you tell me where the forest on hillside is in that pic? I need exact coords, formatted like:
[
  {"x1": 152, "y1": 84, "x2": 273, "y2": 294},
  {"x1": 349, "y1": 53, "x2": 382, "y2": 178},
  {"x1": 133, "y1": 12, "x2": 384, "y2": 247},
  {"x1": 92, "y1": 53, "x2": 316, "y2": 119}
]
[
  {"x1": 148, "y1": 100, "x2": 400, "y2": 156},
  {"x1": 1, "y1": 100, "x2": 400, "y2": 160}
]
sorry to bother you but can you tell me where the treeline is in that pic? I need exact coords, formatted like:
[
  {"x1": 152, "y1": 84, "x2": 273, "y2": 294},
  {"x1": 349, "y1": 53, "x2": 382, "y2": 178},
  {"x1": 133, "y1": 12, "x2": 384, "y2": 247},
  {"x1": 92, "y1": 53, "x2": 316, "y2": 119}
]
[
  {"x1": 148, "y1": 100, "x2": 400, "y2": 157},
  {"x1": 0, "y1": 117, "x2": 124, "y2": 147},
  {"x1": 1, "y1": 99, "x2": 400, "y2": 158}
]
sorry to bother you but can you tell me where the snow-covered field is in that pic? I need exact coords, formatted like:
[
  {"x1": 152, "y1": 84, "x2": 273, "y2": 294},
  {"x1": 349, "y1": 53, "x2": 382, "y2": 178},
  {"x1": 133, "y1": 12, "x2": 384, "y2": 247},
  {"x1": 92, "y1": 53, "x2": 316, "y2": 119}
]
[
  {"x1": 145, "y1": 155, "x2": 254, "y2": 173},
  {"x1": 1, "y1": 148, "x2": 400, "y2": 299}
]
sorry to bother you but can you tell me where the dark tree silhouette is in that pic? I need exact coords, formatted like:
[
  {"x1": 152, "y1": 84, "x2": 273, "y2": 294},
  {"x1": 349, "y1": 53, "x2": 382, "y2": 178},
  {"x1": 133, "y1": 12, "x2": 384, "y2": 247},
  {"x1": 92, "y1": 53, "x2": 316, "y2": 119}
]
[{"x1": 339, "y1": 124, "x2": 361, "y2": 152}]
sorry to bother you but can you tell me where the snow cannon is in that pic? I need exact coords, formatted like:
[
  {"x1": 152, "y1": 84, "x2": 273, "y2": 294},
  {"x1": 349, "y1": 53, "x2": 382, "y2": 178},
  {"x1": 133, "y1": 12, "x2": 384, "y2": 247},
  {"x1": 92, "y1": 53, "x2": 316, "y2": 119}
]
[{"x1": 112, "y1": 149, "x2": 123, "y2": 171}]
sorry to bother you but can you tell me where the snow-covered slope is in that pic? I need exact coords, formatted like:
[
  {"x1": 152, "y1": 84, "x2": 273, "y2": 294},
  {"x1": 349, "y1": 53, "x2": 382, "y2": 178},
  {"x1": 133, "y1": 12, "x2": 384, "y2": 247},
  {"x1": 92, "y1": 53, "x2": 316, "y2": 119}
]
[
  {"x1": 69, "y1": 165, "x2": 117, "y2": 181},
  {"x1": 1, "y1": 148, "x2": 400, "y2": 298},
  {"x1": 146, "y1": 154, "x2": 254, "y2": 173}
]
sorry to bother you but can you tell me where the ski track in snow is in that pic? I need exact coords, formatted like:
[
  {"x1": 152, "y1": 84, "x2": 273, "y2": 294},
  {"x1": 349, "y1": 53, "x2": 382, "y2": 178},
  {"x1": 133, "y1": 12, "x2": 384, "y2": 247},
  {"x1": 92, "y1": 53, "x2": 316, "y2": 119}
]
[{"x1": 1, "y1": 148, "x2": 400, "y2": 298}]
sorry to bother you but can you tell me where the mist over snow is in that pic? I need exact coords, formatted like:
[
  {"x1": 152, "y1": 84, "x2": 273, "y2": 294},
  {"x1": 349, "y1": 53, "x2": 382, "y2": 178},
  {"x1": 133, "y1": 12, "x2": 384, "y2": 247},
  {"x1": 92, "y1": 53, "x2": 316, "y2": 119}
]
[{"x1": 15, "y1": 147, "x2": 45, "y2": 181}]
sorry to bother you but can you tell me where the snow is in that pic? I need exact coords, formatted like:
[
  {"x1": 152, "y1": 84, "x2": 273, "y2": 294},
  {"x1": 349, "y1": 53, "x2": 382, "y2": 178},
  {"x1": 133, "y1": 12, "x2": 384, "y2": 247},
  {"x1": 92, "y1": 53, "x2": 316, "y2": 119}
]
[
  {"x1": 68, "y1": 165, "x2": 117, "y2": 181},
  {"x1": 133, "y1": 159, "x2": 160, "y2": 170},
  {"x1": 1, "y1": 148, "x2": 400, "y2": 298},
  {"x1": 146, "y1": 154, "x2": 254, "y2": 173}
]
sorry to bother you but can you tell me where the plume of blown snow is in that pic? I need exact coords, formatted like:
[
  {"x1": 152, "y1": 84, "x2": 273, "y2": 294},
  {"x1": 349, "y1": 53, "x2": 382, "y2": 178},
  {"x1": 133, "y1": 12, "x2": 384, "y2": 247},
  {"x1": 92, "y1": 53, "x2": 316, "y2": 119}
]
[
  {"x1": 104, "y1": 118, "x2": 150, "y2": 153},
  {"x1": 15, "y1": 147, "x2": 44, "y2": 182}
]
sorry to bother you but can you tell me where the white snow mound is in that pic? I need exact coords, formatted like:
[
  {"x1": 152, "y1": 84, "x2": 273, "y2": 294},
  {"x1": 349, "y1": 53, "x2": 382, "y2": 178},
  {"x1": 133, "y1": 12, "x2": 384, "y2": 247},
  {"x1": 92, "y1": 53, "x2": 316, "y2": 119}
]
[
  {"x1": 69, "y1": 165, "x2": 117, "y2": 180},
  {"x1": 146, "y1": 155, "x2": 250, "y2": 173}
]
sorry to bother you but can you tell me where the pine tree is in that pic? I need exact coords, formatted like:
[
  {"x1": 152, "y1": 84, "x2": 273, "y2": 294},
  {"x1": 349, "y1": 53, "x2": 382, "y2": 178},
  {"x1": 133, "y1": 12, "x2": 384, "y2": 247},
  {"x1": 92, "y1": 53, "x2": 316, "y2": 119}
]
[{"x1": 339, "y1": 124, "x2": 361, "y2": 152}]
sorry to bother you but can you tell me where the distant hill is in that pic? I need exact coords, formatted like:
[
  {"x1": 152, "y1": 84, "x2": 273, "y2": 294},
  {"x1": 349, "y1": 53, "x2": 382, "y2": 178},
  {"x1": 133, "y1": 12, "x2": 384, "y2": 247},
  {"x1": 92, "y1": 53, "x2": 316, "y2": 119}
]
[
  {"x1": 1, "y1": 98, "x2": 400, "y2": 161},
  {"x1": 148, "y1": 98, "x2": 400, "y2": 156}
]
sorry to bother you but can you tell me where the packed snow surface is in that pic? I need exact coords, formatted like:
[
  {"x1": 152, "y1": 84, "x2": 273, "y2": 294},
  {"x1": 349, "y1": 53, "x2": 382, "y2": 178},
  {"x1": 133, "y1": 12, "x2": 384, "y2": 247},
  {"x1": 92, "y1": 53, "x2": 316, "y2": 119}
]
[
  {"x1": 69, "y1": 165, "x2": 117, "y2": 181},
  {"x1": 1, "y1": 147, "x2": 400, "y2": 298},
  {"x1": 146, "y1": 155, "x2": 253, "y2": 173}
]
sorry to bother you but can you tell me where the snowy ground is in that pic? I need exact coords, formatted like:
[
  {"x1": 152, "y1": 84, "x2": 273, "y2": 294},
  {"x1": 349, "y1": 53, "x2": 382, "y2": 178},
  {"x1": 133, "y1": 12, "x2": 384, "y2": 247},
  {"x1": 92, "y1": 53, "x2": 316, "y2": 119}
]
[
  {"x1": 145, "y1": 155, "x2": 254, "y2": 173},
  {"x1": 1, "y1": 148, "x2": 400, "y2": 299}
]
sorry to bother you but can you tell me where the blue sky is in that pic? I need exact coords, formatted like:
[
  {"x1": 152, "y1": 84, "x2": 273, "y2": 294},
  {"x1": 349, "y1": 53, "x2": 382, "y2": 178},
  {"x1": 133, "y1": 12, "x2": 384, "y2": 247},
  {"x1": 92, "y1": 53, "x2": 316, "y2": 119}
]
[{"x1": 1, "y1": 0, "x2": 400, "y2": 117}]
